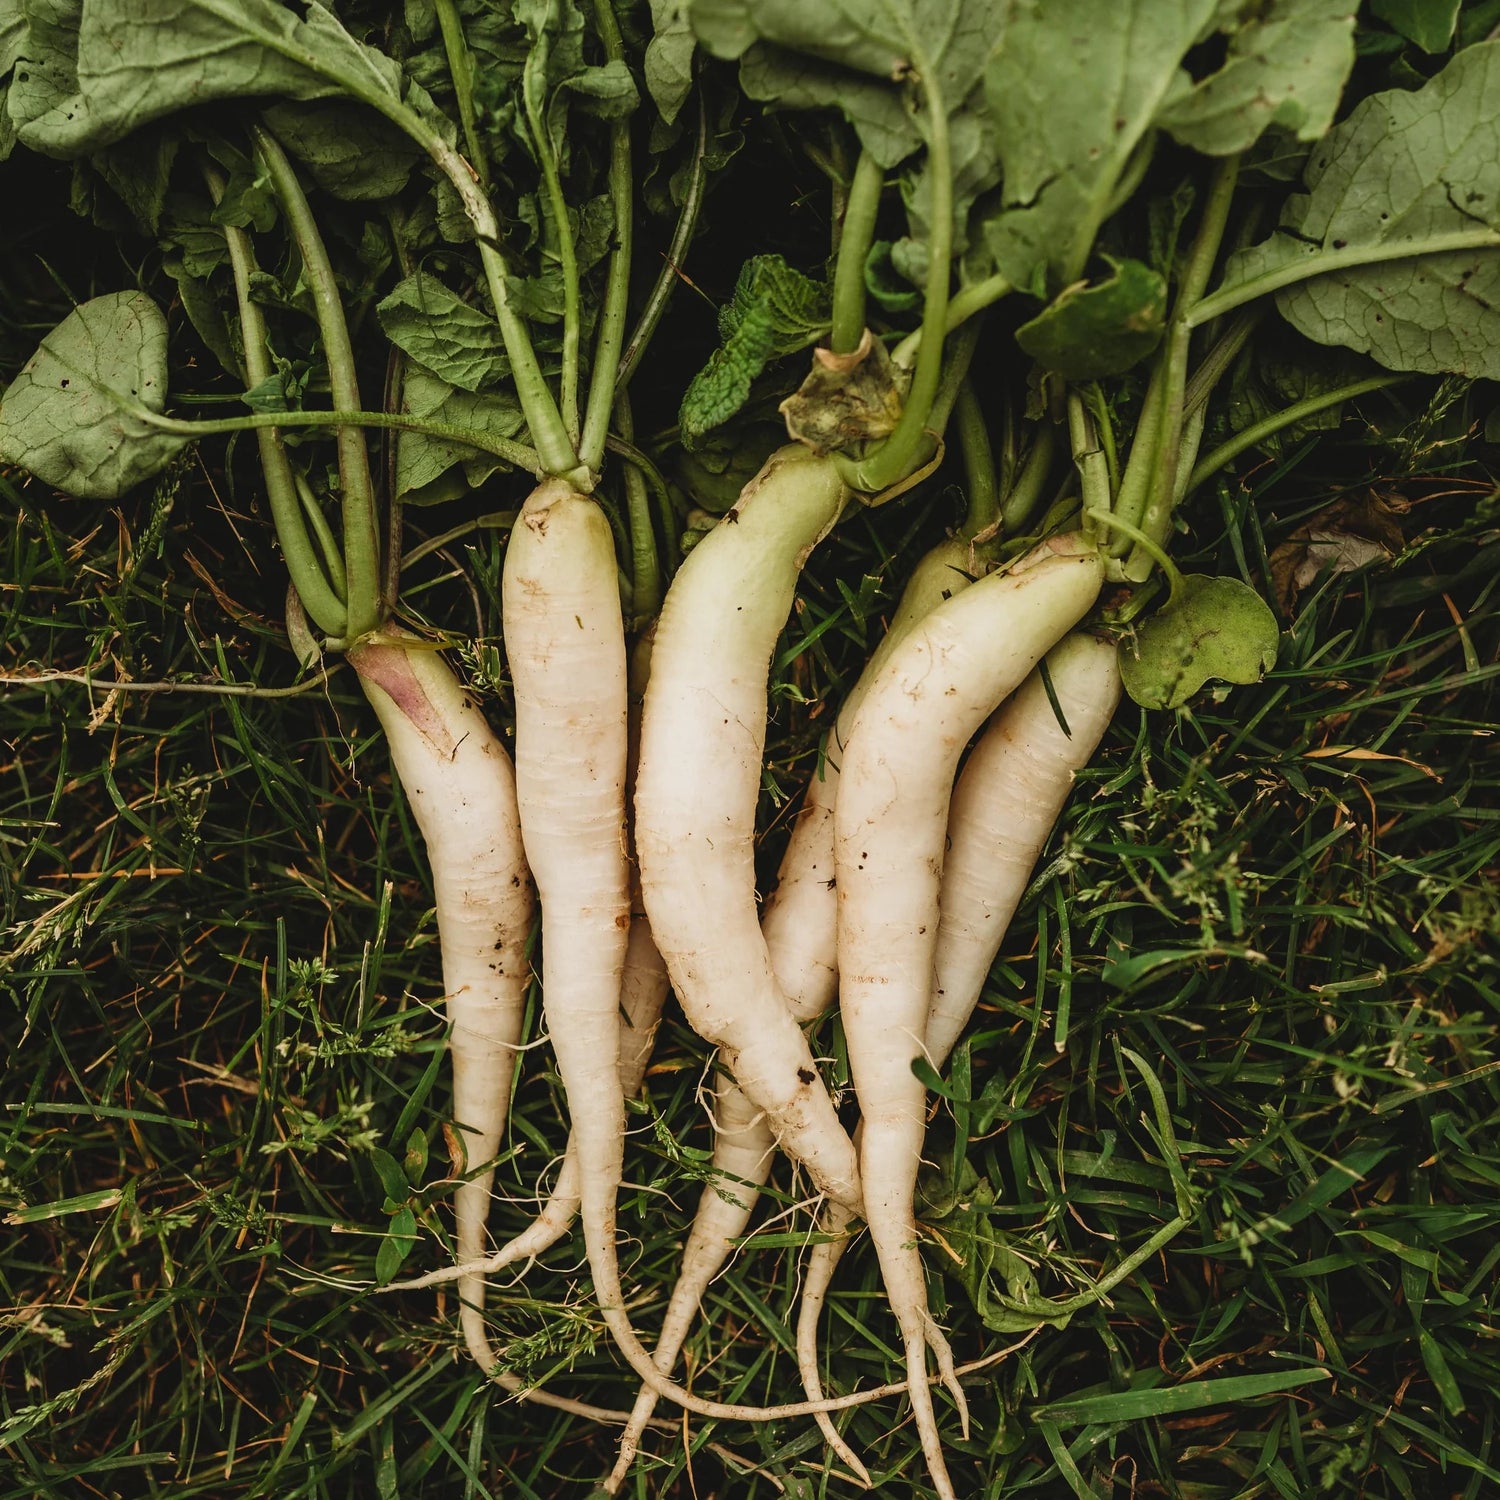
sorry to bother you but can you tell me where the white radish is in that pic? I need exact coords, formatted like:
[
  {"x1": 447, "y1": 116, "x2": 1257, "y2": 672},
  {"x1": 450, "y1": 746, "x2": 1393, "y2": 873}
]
[
  {"x1": 834, "y1": 537, "x2": 1105, "y2": 1499},
  {"x1": 928, "y1": 632, "x2": 1122, "y2": 1061},
  {"x1": 606, "y1": 533, "x2": 986, "y2": 1489},
  {"x1": 797, "y1": 631, "x2": 1122, "y2": 1474},
  {"x1": 348, "y1": 636, "x2": 534, "y2": 1374},
  {"x1": 389, "y1": 913, "x2": 667, "y2": 1294},
  {"x1": 635, "y1": 445, "x2": 861, "y2": 1210},
  {"x1": 759, "y1": 535, "x2": 976, "y2": 1016},
  {"x1": 501, "y1": 469, "x2": 986, "y2": 1427}
]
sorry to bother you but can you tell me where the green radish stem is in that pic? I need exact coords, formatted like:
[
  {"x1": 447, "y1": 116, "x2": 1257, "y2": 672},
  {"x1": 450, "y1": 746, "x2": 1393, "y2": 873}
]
[
  {"x1": 252, "y1": 124, "x2": 382, "y2": 639},
  {"x1": 614, "y1": 92, "x2": 708, "y2": 394},
  {"x1": 207, "y1": 171, "x2": 346, "y2": 637},
  {"x1": 831, "y1": 152, "x2": 884, "y2": 356},
  {"x1": 839, "y1": 45, "x2": 953, "y2": 495},
  {"x1": 953, "y1": 383, "x2": 999, "y2": 537},
  {"x1": 137, "y1": 404, "x2": 542, "y2": 475},
  {"x1": 833, "y1": 538, "x2": 1105, "y2": 1499},
  {"x1": 434, "y1": 0, "x2": 488, "y2": 186},
  {"x1": 578, "y1": 0, "x2": 635, "y2": 475}
]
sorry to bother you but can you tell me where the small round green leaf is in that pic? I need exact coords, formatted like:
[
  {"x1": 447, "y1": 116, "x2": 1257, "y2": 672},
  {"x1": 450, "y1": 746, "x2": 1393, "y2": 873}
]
[
  {"x1": 1119, "y1": 575, "x2": 1280, "y2": 710},
  {"x1": 0, "y1": 292, "x2": 187, "y2": 499},
  {"x1": 1016, "y1": 257, "x2": 1167, "y2": 381}
]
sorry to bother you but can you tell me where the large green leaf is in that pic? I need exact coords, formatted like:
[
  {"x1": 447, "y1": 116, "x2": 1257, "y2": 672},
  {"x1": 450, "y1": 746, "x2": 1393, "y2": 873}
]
[
  {"x1": 395, "y1": 367, "x2": 526, "y2": 502},
  {"x1": 645, "y1": 0, "x2": 695, "y2": 123},
  {"x1": 985, "y1": 0, "x2": 1355, "y2": 295},
  {"x1": 376, "y1": 274, "x2": 511, "y2": 393},
  {"x1": 985, "y1": 0, "x2": 1216, "y2": 295},
  {"x1": 261, "y1": 100, "x2": 420, "y2": 201},
  {"x1": 692, "y1": 0, "x2": 1006, "y2": 271},
  {"x1": 14, "y1": 0, "x2": 404, "y2": 159},
  {"x1": 1015, "y1": 257, "x2": 1167, "y2": 380},
  {"x1": 0, "y1": 292, "x2": 187, "y2": 499},
  {"x1": 1219, "y1": 42, "x2": 1500, "y2": 378},
  {"x1": 1119, "y1": 575, "x2": 1280, "y2": 711},
  {"x1": 1155, "y1": 0, "x2": 1356, "y2": 157}
]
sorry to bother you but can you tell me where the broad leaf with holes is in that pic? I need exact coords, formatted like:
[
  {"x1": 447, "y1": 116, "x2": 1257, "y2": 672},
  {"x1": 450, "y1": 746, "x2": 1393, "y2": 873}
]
[
  {"x1": 0, "y1": 292, "x2": 186, "y2": 499},
  {"x1": 1217, "y1": 42, "x2": 1500, "y2": 378}
]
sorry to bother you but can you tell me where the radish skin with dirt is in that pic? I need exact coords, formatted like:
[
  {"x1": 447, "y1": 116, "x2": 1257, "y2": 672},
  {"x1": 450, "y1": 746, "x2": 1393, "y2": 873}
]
[
  {"x1": 348, "y1": 639, "x2": 534, "y2": 1372},
  {"x1": 634, "y1": 445, "x2": 861, "y2": 1212},
  {"x1": 832, "y1": 539, "x2": 1105, "y2": 1495}
]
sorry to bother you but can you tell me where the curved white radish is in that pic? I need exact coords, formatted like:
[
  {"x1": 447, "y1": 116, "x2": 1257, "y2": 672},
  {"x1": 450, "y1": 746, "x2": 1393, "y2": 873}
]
[
  {"x1": 797, "y1": 631, "x2": 1122, "y2": 1472},
  {"x1": 607, "y1": 534, "x2": 987, "y2": 1489},
  {"x1": 928, "y1": 632, "x2": 1122, "y2": 1061},
  {"x1": 759, "y1": 535, "x2": 976, "y2": 1016},
  {"x1": 834, "y1": 538, "x2": 1105, "y2": 1499},
  {"x1": 635, "y1": 445, "x2": 861, "y2": 1211},
  {"x1": 348, "y1": 636, "x2": 534, "y2": 1373},
  {"x1": 503, "y1": 476, "x2": 885, "y2": 1425}
]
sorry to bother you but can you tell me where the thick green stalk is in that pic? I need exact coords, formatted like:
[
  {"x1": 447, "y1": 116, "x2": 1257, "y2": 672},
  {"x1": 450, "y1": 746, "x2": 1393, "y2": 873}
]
[
  {"x1": 139, "y1": 406, "x2": 541, "y2": 470},
  {"x1": 615, "y1": 93, "x2": 707, "y2": 394},
  {"x1": 840, "y1": 43, "x2": 952, "y2": 495},
  {"x1": 831, "y1": 152, "x2": 884, "y2": 356},
  {"x1": 435, "y1": 0, "x2": 488, "y2": 186},
  {"x1": 612, "y1": 390, "x2": 660, "y2": 622},
  {"x1": 892, "y1": 272, "x2": 1011, "y2": 369},
  {"x1": 208, "y1": 171, "x2": 346, "y2": 638},
  {"x1": 253, "y1": 125, "x2": 382, "y2": 639},
  {"x1": 1189, "y1": 228, "x2": 1500, "y2": 329},
  {"x1": 999, "y1": 421, "x2": 1057, "y2": 538},
  {"x1": 578, "y1": 0, "x2": 635, "y2": 474},
  {"x1": 1069, "y1": 394, "x2": 1110, "y2": 549},
  {"x1": 1118, "y1": 156, "x2": 1239, "y2": 580},
  {"x1": 952, "y1": 382, "x2": 997, "y2": 538},
  {"x1": 1185, "y1": 374, "x2": 1405, "y2": 497},
  {"x1": 522, "y1": 8, "x2": 583, "y2": 446},
  {"x1": 293, "y1": 471, "x2": 348, "y2": 598}
]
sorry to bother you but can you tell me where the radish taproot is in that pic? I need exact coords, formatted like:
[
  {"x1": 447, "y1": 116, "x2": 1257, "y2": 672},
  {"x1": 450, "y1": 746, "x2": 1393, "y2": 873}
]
[
  {"x1": 348, "y1": 638, "x2": 534, "y2": 1372},
  {"x1": 832, "y1": 538, "x2": 1105, "y2": 1496},
  {"x1": 799, "y1": 628, "x2": 1122, "y2": 1476},
  {"x1": 634, "y1": 444, "x2": 861, "y2": 1211}
]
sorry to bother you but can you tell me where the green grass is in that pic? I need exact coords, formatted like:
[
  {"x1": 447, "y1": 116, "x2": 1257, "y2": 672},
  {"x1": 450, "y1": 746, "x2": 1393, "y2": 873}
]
[
  {"x1": 3, "y1": 168, "x2": 1499, "y2": 1499},
  {"x1": 3, "y1": 408, "x2": 1497, "y2": 1498}
]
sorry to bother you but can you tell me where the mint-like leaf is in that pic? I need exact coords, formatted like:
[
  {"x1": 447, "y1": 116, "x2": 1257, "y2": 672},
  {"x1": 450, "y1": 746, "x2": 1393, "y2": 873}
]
[{"x1": 678, "y1": 254, "x2": 829, "y2": 449}]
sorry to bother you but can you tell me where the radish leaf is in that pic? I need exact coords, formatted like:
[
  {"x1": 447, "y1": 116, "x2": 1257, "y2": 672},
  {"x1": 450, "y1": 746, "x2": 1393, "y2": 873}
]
[
  {"x1": 1220, "y1": 42, "x2": 1500, "y2": 377},
  {"x1": 1119, "y1": 575, "x2": 1280, "y2": 711},
  {"x1": 0, "y1": 292, "x2": 186, "y2": 499},
  {"x1": 678, "y1": 253, "x2": 829, "y2": 448},
  {"x1": 1154, "y1": 0, "x2": 1357, "y2": 157},
  {"x1": 1016, "y1": 257, "x2": 1167, "y2": 381},
  {"x1": 14, "y1": 0, "x2": 397, "y2": 159},
  {"x1": 377, "y1": 274, "x2": 511, "y2": 393},
  {"x1": 396, "y1": 367, "x2": 526, "y2": 502},
  {"x1": 985, "y1": 0, "x2": 1355, "y2": 294}
]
